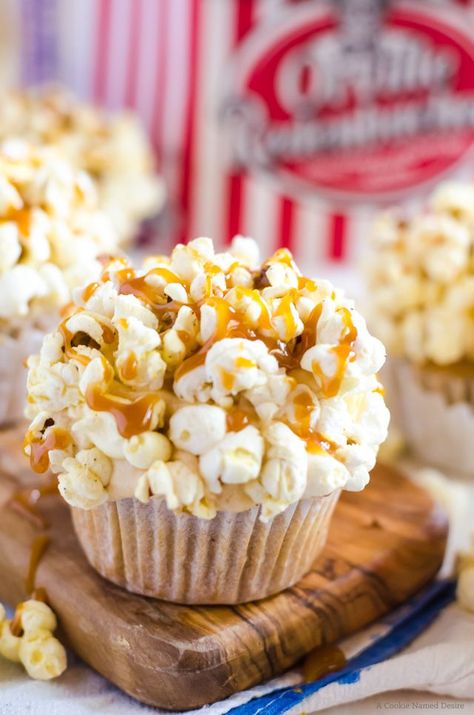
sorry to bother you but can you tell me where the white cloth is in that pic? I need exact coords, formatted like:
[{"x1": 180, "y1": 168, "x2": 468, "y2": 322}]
[{"x1": 0, "y1": 463, "x2": 473, "y2": 714}]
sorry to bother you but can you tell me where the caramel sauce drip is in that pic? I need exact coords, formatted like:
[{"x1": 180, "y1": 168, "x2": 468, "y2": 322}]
[
  {"x1": 174, "y1": 349, "x2": 207, "y2": 381},
  {"x1": 226, "y1": 405, "x2": 256, "y2": 432},
  {"x1": 5, "y1": 206, "x2": 31, "y2": 235},
  {"x1": 82, "y1": 281, "x2": 100, "y2": 302},
  {"x1": 117, "y1": 266, "x2": 185, "y2": 311},
  {"x1": 10, "y1": 535, "x2": 50, "y2": 637},
  {"x1": 8, "y1": 476, "x2": 58, "y2": 529},
  {"x1": 120, "y1": 351, "x2": 138, "y2": 380},
  {"x1": 25, "y1": 534, "x2": 50, "y2": 597},
  {"x1": 287, "y1": 388, "x2": 337, "y2": 455},
  {"x1": 27, "y1": 428, "x2": 71, "y2": 474},
  {"x1": 85, "y1": 385, "x2": 162, "y2": 438},
  {"x1": 303, "y1": 644, "x2": 346, "y2": 682}
]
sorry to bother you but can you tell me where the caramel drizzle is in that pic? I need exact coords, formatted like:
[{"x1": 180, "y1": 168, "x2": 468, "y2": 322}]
[
  {"x1": 303, "y1": 644, "x2": 346, "y2": 682},
  {"x1": 26, "y1": 427, "x2": 71, "y2": 474},
  {"x1": 10, "y1": 535, "x2": 50, "y2": 637},
  {"x1": 85, "y1": 385, "x2": 162, "y2": 439}
]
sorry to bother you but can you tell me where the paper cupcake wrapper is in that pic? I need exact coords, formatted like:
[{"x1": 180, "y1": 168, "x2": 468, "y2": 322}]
[
  {"x1": 71, "y1": 491, "x2": 340, "y2": 605},
  {"x1": 0, "y1": 329, "x2": 44, "y2": 427},
  {"x1": 387, "y1": 359, "x2": 474, "y2": 479}
]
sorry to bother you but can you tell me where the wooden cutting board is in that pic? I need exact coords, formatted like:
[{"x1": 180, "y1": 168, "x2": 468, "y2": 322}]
[{"x1": 0, "y1": 425, "x2": 448, "y2": 711}]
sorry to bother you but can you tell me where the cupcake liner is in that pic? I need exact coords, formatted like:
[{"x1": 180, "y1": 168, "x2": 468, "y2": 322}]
[
  {"x1": 0, "y1": 328, "x2": 44, "y2": 426},
  {"x1": 388, "y1": 358, "x2": 474, "y2": 479},
  {"x1": 71, "y1": 491, "x2": 340, "y2": 604}
]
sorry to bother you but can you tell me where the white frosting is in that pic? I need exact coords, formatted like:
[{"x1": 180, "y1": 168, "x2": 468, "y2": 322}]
[{"x1": 26, "y1": 237, "x2": 389, "y2": 520}]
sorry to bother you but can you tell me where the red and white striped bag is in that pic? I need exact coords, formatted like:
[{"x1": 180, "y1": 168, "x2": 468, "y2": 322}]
[{"x1": 9, "y1": 0, "x2": 474, "y2": 271}]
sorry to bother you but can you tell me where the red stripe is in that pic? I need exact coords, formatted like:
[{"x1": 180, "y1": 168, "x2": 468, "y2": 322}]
[
  {"x1": 93, "y1": 0, "x2": 112, "y2": 103},
  {"x1": 327, "y1": 212, "x2": 347, "y2": 261},
  {"x1": 178, "y1": 0, "x2": 201, "y2": 244},
  {"x1": 151, "y1": 0, "x2": 169, "y2": 153},
  {"x1": 277, "y1": 196, "x2": 294, "y2": 250},
  {"x1": 125, "y1": 0, "x2": 142, "y2": 108},
  {"x1": 225, "y1": 0, "x2": 256, "y2": 245}
]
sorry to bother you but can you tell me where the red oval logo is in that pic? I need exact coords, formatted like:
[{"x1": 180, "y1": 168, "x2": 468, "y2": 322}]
[{"x1": 222, "y1": 1, "x2": 474, "y2": 202}]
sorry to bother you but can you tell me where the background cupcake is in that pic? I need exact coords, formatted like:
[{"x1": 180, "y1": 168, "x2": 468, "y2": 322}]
[
  {"x1": 0, "y1": 86, "x2": 165, "y2": 244},
  {"x1": 0, "y1": 138, "x2": 118, "y2": 425},
  {"x1": 24, "y1": 236, "x2": 389, "y2": 604},
  {"x1": 366, "y1": 181, "x2": 474, "y2": 478}
]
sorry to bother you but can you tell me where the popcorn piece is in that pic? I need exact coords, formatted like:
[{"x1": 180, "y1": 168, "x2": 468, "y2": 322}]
[
  {"x1": 229, "y1": 235, "x2": 260, "y2": 267},
  {"x1": 0, "y1": 619, "x2": 22, "y2": 663},
  {"x1": 169, "y1": 405, "x2": 227, "y2": 455},
  {"x1": 135, "y1": 459, "x2": 215, "y2": 518},
  {"x1": 252, "y1": 422, "x2": 308, "y2": 519},
  {"x1": 19, "y1": 631, "x2": 67, "y2": 681},
  {"x1": 20, "y1": 600, "x2": 57, "y2": 634},
  {"x1": 58, "y1": 448, "x2": 111, "y2": 509},
  {"x1": 206, "y1": 338, "x2": 279, "y2": 402},
  {"x1": 200, "y1": 426, "x2": 264, "y2": 493},
  {"x1": 123, "y1": 432, "x2": 172, "y2": 469},
  {"x1": 0, "y1": 597, "x2": 66, "y2": 681}
]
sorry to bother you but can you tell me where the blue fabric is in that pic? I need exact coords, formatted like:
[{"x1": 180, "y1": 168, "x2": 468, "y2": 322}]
[{"x1": 228, "y1": 580, "x2": 456, "y2": 715}]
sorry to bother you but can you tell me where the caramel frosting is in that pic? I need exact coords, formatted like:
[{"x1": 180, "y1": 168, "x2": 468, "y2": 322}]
[
  {"x1": 367, "y1": 181, "x2": 474, "y2": 366},
  {"x1": 0, "y1": 86, "x2": 165, "y2": 242},
  {"x1": 25, "y1": 237, "x2": 389, "y2": 521},
  {"x1": 0, "y1": 139, "x2": 117, "y2": 335}
]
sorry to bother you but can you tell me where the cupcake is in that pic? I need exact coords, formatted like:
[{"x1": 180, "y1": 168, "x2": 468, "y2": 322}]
[
  {"x1": 0, "y1": 86, "x2": 165, "y2": 243},
  {"x1": 0, "y1": 138, "x2": 117, "y2": 424},
  {"x1": 24, "y1": 237, "x2": 389, "y2": 604},
  {"x1": 367, "y1": 181, "x2": 474, "y2": 478}
]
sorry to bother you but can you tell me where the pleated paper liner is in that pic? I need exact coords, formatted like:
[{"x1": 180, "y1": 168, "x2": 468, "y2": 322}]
[
  {"x1": 0, "y1": 328, "x2": 44, "y2": 426},
  {"x1": 71, "y1": 490, "x2": 340, "y2": 605},
  {"x1": 388, "y1": 358, "x2": 474, "y2": 479}
]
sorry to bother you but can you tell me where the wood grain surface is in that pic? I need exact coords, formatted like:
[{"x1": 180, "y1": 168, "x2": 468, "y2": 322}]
[{"x1": 0, "y1": 425, "x2": 448, "y2": 711}]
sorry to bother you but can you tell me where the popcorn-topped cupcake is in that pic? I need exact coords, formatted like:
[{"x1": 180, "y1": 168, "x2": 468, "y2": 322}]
[
  {"x1": 367, "y1": 181, "x2": 474, "y2": 367},
  {"x1": 25, "y1": 237, "x2": 389, "y2": 521},
  {"x1": 0, "y1": 87, "x2": 165, "y2": 242},
  {"x1": 0, "y1": 139, "x2": 117, "y2": 335}
]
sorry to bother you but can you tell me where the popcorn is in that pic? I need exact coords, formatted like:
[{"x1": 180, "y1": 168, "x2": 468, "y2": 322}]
[
  {"x1": 26, "y1": 238, "x2": 388, "y2": 520},
  {"x1": 205, "y1": 338, "x2": 279, "y2": 403},
  {"x1": 58, "y1": 447, "x2": 111, "y2": 509},
  {"x1": 229, "y1": 235, "x2": 260, "y2": 267},
  {"x1": 368, "y1": 181, "x2": 474, "y2": 365},
  {"x1": 0, "y1": 619, "x2": 22, "y2": 663},
  {"x1": 20, "y1": 631, "x2": 67, "y2": 681},
  {"x1": 0, "y1": 598, "x2": 67, "y2": 680},
  {"x1": 135, "y1": 459, "x2": 215, "y2": 518},
  {"x1": 254, "y1": 422, "x2": 308, "y2": 518},
  {"x1": 0, "y1": 87, "x2": 164, "y2": 244},
  {"x1": 123, "y1": 432, "x2": 172, "y2": 469},
  {"x1": 0, "y1": 139, "x2": 118, "y2": 334},
  {"x1": 199, "y1": 426, "x2": 264, "y2": 493},
  {"x1": 169, "y1": 405, "x2": 227, "y2": 455}
]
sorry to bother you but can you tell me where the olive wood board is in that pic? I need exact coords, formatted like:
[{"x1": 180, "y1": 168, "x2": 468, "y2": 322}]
[{"x1": 0, "y1": 425, "x2": 448, "y2": 711}]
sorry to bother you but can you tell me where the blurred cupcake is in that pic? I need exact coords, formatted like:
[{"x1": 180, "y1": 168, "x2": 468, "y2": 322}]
[
  {"x1": 0, "y1": 139, "x2": 117, "y2": 424},
  {"x1": 24, "y1": 237, "x2": 389, "y2": 604},
  {"x1": 367, "y1": 181, "x2": 474, "y2": 478},
  {"x1": 0, "y1": 86, "x2": 165, "y2": 243}
]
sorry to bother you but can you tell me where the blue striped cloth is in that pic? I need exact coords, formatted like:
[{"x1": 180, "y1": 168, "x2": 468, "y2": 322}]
[{"x1": 227, "y1": 579, "x2": 455, "y2": 715}]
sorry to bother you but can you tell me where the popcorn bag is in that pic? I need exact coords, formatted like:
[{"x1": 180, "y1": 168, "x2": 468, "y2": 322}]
[{"x1": 10, "y1": 0, "x2": 474, "y2": 269}]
